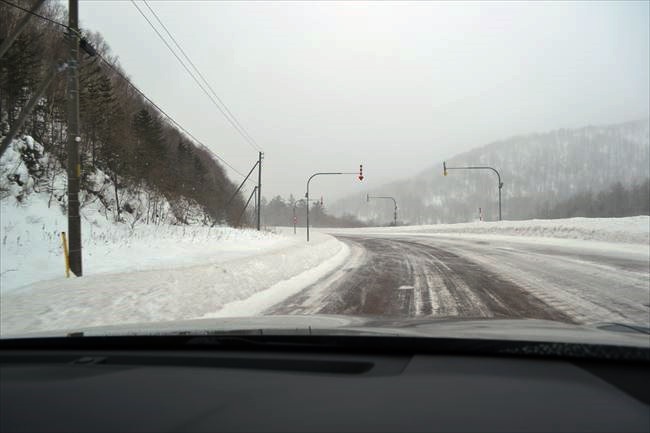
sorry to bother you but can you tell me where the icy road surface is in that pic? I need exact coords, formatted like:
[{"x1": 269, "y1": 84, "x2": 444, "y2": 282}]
[{"x1": 267, "y1": 233, "x2": 650, "y2": 327}]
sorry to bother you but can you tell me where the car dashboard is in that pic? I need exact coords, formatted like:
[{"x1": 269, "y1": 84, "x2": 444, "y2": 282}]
[{"x1": 1, "y1": 335, "x2": 649, "y2": 432}]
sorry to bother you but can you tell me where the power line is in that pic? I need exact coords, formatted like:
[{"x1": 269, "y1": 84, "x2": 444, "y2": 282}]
[
  {"x1": 0, "y1": 0, "x2": 68, "y2": 29},
  {"x1": 2, "y1": 0, "x2": 257, "y2": 185},
  {"x1": 96, "y1": 53, "x2": 256, "y2": 184},
  {"x1": 1, "y1": 0, "x2": 254, "y2": 184},
  {"x1": 143, "y1": 0, "x2": 262, "y2": 153},
  {"x1": 131, "y1": 0, "x2": 262, "y2": 153}
]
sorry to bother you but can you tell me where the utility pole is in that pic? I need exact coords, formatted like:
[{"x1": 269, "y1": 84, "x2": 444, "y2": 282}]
[
  {"x1": 66, "y1": 0, "x2": 82, "y2": 276},
  {"x1": 443, "y1": 162, "x2": 504, "y2": 221},
  {"x1": 367, "y1": 194, "x2": 398, "y2": 226},
  {"x1": 257, "y1": 151, "x2": 263, "y2": 231},
  {"x1": 219, "y1": 158, "x2": 258, "y2": 227}
]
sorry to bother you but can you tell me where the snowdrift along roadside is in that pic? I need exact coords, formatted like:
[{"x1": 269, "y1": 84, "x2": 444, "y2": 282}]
[
  {"x1": 2, "y1": 191, "x2": 349, "y2": 336},
  {"x1": 1, "y1": 231, "x2": 346, "y2": 336},
  {"x1": 326, "y1": 216, "x2": 650, "y2": 245},
  {"x1": 1, "y1": 194, "x2": 289, "y2": 293}
]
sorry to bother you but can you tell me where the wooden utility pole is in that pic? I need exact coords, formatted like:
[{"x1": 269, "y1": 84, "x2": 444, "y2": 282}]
[
  {"x1": 257, "y1": 151, "x2": 263, "y2": 230},
  {"x1": 67, "y1": 0, "x2": 82, "y2": 276}
]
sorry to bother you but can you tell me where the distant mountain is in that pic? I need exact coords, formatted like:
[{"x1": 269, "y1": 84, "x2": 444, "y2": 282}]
[{"x1": 330, "y1": 119, "x2": 650, "y2": 224}]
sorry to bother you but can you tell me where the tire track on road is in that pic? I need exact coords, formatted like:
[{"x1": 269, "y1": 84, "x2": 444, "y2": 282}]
[{"x1": 267, "y1": 236, "x2": 573, "y2": 323}]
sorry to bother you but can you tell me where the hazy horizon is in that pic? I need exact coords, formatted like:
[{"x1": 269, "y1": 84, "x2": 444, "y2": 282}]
[{"x1": 76, "y1": 1, "x2": 650, "y2": 200}]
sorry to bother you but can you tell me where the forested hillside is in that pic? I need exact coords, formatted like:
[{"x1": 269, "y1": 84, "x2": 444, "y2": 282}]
[
  {"x1": 262, "y1": 195, "x2": 367, "y2": 228},
  {"x1": 331, "y1": 119, "x2": 650, "y2": 224},
  {"x1": 540, "y1": 179, "x2": 650, "y2": 219},
  {"x1": 1, "y1": 1, "x2": 246, "y2": 226}
]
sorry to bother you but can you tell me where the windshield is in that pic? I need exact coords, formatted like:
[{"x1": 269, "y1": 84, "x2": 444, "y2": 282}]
[{"x1": 1, "y1": 0, "x2": 648, "y2": 345}]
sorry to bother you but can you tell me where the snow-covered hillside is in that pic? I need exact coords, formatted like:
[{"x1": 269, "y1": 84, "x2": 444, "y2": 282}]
[
  {"x1": 1, "y1": 137, "x2": 349, "y2": 335},
  {"x1": 331, "y1": 119, "x2": 650, "y2": 223}
]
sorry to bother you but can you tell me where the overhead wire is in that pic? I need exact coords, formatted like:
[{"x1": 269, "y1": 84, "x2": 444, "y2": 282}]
[
  {"x1": 142, "y1": 0, "x2": 262, "y2": 153},
  {"x1": 0, "y1": 0, "x2": 68, "y2": 29},
  {"x1": 1, "y1": 0, "x2": 256, "y2": 185},
  {"x1": 131, "y1": 0, "x2": 262, "y2": 154},
  {"x1": 96, "y1": 53, "x2": 256, "y2": 184}
]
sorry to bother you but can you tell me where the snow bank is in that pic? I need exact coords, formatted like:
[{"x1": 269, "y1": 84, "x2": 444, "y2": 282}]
[
  {"x1": 1, "y1": 174, "x2": 348, "y2": 335},
  {"x1": 203, "y1": 240, "x2": 351, "y2": 318},
  {"x1": 327, "y1": 217, "x2": 650, "y2": 245},
  {"x1": 0, "y1": 230, "x2": 344, "y2": 335},
  {"x1": 1, "y1": 194, "x2": 286, "y2": 293}
]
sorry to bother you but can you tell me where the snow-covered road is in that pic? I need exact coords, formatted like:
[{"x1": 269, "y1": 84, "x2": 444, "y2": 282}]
[
  {"x1": 268, "y1": 232, "x2": 650, "y2": 326},
  {"x1": 2, "y1": 216, "x2": 648, "y2": 336}
]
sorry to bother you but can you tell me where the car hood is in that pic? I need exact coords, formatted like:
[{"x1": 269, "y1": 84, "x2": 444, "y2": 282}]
[{"x1": 3, "y1": 315, "x2": 649, "y2": 347}]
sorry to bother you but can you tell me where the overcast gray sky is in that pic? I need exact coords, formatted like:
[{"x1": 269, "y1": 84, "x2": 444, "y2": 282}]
[{"x1": 77, "y1": 0, "x2": 649, "y2": 201}]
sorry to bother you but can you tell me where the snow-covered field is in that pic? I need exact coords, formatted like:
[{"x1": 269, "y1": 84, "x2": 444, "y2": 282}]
[
  {"x1": 0, "y1": 136, "x2": 349, "y2": 336},
  {"x1": 2, "y1": 189, "x2": 648, "y2": 336},
  {"x1": 1, "y1": 195, "x2": 348, "y2": 335},
  {"x1": 1, "y1": 196, "x2": 293, "y2": 293},
  {"x1": 326, "y1": 216, "x2": 650, "y2": 245}
]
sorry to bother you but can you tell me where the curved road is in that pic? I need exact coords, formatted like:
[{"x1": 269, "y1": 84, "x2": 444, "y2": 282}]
[{"x1": 267, "y1": 234, "x2": 650, "y2": 325}]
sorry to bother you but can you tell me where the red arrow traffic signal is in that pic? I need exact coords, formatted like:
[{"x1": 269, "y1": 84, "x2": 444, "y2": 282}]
[{"x1": 358, "y1": 164, "x2": 364, "y2": 181}]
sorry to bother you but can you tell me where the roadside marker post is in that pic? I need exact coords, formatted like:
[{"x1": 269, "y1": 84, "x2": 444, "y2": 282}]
[{"x1": 61, "y1": 232, "x2": 70, "y2": 278}]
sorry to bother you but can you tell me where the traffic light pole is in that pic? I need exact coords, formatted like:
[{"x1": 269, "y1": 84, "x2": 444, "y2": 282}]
[
  {"x1": 293, "y1": 198, "x2": 318, "y2": 234},
  {"x1": 367, "y1": 195, "x2": 398, "y2": 226},
  {"x1": 443, "y1": 162, "x2": 503, "y2": 221},
  {"x1": 306, "y1": 168, "x2": 362, "y2": 242}
]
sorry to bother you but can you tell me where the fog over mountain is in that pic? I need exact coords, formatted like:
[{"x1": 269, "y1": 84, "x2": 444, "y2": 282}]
[{"x1": 329, "y1": 119, "x2": 650, "y2": 224}]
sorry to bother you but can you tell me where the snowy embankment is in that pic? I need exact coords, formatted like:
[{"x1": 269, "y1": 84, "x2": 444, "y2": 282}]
[
  {"x1": 1, "y1": 196, "x2": 348, "y2": 336},
  {"x1": 328, "y1": 217, "x2": 650, "y2": 244},
  {"x1": 326, "y1": 217, "x2": 650, "y2": 260}
]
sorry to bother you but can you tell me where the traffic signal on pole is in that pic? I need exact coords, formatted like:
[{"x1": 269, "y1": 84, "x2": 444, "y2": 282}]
[
  {"x1": 443, "y1": 161, "x2": 447, "y2": 176},
  {"x1": 358, "y1": 164, "x2": 364, "y2": 181},
  {"x1": 320, "y1": 196, "x2": 323, "y2": 206}
]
